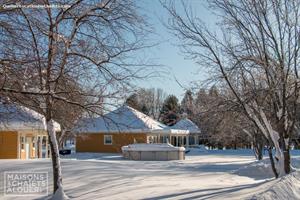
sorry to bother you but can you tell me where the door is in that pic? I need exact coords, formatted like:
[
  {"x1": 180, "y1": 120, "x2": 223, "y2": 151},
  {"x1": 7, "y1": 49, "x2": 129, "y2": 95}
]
[
  {"x1": 24, "y1": 136, "x2": 34, "y2": 159},
  {"x1": 42, "y1": 136, "x2": 48, "y2": 158},
  {"x1": 25, "y1": 143, "x2": 30, "y2": 159}
]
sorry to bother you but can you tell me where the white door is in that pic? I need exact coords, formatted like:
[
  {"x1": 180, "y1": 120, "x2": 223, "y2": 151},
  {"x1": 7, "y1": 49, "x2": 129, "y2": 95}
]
[{"x1": 25, "y1": 143, "x2": 30, "y2": 159}]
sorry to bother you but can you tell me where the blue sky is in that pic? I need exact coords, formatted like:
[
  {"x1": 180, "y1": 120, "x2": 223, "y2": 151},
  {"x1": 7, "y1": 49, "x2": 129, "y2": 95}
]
[{"x1": 135, "y1": 0, "x2": 217, "y2": 100}]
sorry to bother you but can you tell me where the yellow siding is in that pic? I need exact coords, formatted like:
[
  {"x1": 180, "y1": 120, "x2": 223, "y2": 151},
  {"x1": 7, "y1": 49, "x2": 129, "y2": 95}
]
[
  {"x1": 0, "y1": 131, "x2": 18, "y2": 159},
  {"x1": 76, "y1": 133, "x2": 147, "y2": 153}
]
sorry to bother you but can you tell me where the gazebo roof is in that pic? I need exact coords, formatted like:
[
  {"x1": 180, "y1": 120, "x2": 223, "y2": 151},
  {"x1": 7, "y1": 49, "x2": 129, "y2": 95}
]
[{"x1": 171, "y1": 118, "x2": 200, "y2": 133}]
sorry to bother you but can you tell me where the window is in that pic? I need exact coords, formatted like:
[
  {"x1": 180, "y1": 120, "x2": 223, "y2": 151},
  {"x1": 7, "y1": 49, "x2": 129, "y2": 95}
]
[
  {"x1": 20, "y1": 136, "x2": 25, "y2": 150},
  {"x1": 104, "y1": 135, "x2": 112, "y2": 145}
]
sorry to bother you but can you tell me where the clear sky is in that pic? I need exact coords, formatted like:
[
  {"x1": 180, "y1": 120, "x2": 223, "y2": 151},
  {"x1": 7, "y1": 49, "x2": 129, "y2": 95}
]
[{"x1": 135, "y1": 0, "x2": 217, "y2": 101}]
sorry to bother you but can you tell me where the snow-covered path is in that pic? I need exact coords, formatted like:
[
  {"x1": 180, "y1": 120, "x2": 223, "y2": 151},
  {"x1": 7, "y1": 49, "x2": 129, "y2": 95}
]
[{"x1": 0, "y1": 150, "x2": 299, "y2": 200}]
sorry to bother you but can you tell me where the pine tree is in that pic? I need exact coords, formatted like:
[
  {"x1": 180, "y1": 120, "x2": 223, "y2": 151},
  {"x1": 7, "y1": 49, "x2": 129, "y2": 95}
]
[
  {"x1": 181, "y1": 90, "x2": 194, "y2": 116},
  {"x1": 160, "y1": 95, "x2": 180, "y2": 126},
  {"x1": 125, "y1": 93, "x2": 141, "y2": 110}
]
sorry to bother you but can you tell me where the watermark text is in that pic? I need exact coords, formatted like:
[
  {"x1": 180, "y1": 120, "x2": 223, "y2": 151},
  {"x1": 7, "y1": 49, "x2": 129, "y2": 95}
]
[{"x1": 4, "y1": 172, "x2": 48, "y2": 196}]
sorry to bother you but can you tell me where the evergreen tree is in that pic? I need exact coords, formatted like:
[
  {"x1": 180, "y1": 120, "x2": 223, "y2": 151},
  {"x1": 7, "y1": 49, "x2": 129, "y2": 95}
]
[
  {"x1": 195, "y1": 88, "x2": 208, "y2": 106},
  {"x1": 208, "y1": 85, "x2": 219, "y2": 97},
  {"x1": 160, "y1": 95, "x2": 180, "y2": 126},
  {"x1": 141, "y1": 104, "x2": 150, "y2": 115},
  {"x1": 181, "y1": 90, "x2": 194, "y2": 116},
  {"x1": 125, "y1": 93, "x2": 141, "y2": 111}
]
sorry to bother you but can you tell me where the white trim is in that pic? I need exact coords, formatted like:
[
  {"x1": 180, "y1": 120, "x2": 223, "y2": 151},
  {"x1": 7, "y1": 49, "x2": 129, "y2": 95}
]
[
  {"x1": 104, "y1": 135, "x2": 112, "y2": 145},
  {"x1": 17, "y1": 132, "x2": 20, "y2": 159}
]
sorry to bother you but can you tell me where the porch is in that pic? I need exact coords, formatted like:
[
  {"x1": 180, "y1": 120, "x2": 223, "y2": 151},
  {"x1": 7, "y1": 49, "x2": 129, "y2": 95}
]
[
  {"x1": 146, "y1": 129, "x2": 191, "y2": 147},
  {"x1": 18, "y1": 131, "x2": 51, "y2": 159}
]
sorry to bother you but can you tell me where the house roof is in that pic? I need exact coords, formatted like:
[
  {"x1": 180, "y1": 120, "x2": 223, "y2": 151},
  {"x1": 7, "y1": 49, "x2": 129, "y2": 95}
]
[
  {"x1": 74, "y1": 105, "x2": 167, "y2": 133},
  {"x1": 170, "y1": 118, "x2": 200, "y2": 133},
  {"x1": 0, "y1": 103, "x2": 61, "y2": 131}
]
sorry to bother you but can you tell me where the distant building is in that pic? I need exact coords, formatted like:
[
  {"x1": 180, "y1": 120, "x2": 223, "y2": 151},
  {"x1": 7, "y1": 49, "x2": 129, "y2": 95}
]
[
  {"x1": 171, "y1": 118, "x2": 202, "y2": 146},
  {"x1": 0, "y1": 103, "x2": 60, "y2": 159},
  {"x1": 74, "y1": 105, "x2": 189, "y2": 153}
]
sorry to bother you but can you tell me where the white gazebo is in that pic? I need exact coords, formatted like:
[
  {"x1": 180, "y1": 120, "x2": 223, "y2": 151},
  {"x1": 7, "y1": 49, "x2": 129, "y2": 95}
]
[
  {"x1": 147, "y1": 128, "x2": 189, "y2": 147},
  {"x1": 170, "y1": 118, "x2": 201, "y2": 146}
]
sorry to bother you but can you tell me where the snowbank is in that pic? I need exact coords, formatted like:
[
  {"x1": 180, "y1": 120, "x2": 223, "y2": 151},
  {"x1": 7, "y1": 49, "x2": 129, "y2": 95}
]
[
  {"x1": 234, "y1": 160, "x2": 275, "y2": 180},
  {"x1": 252, "y1": 171, "x2": 300, "y2": 200},
  {"x1": 187, "y1": 145, "x2": 208, "y2": 154},
  {"x1": 50, "y1": 186, "x2": 69, "y2": 200}
]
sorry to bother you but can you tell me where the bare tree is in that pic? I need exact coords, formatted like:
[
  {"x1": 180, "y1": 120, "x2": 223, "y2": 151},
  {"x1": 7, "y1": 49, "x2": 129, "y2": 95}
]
[
  {"x1": 0, "y1": 0, "x2": 151, "y2": 198},
  {"x1": 193, "y1": 86, "x2": 253, "y2": 150},
  {"x1": 164, "y1": 0, "x2": 300, "y2": 177},
  {"x1": 147, "y1": 88, "x2": 167, "y2": 120},
  {"x1": 125, "y1": 87, "x2": 167, "y2": 120}
]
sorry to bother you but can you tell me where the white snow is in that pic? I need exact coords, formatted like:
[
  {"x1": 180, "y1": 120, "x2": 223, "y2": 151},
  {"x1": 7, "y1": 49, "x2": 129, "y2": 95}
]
[
  {"x1": 0, "y1": 149, "x2": 299, "y2": 200},
  {"x1": 252, "y1": 171, "x2": 300, "y2": 200},
  {"x1": 233, "y1": 159, "x2": 277, "y2": 180},
  {"x1": 0, "y1": 103, "x2": 60, "y2": 131},
  {"x1": 73, "y1": 105, "x2": 167, "y2": 133},
  {"x1": 244, "y1": 103, "x2": 287, "y2": 177},
  {"x1": 170, "y1": 118, "x2": 201, "y2": 133},
  {"x1": 73, "y1": 105, "x2": 189, "y2": 135},
  {"x1": 276, "y1": 108, "x2": 283, "y2": 119},
  {"x1": 50, "y1": 186, "x2": 69, "y2": 200}
]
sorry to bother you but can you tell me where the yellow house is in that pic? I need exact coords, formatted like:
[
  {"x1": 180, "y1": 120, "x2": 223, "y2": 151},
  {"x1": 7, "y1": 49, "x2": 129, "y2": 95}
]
[
  {"x1": 75, "y1": 105, "x2": 189, "y2": 153},
  {"x1": 0, "y1": 103, "x2": 60, "y2": 159}
]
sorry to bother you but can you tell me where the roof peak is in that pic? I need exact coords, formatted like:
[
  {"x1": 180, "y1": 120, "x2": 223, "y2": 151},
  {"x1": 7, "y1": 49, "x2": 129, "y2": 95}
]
[{"x1": 74, "y1": 105, "x2": 166, "y2": 133}]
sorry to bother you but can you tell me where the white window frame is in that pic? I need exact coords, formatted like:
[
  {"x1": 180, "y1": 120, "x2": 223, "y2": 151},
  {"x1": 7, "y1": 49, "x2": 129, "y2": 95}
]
[{"x1": 104, "y1": 135, "x2": 112, "y2": 145}]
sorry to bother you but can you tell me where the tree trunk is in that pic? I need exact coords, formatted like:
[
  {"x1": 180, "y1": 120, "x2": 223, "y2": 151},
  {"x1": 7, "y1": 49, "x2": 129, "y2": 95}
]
[
  {"x1": 278, "y1": 120, "x2": 291, "y2": 175},
  {"x1": 58, "y1": 129, "x2": 66, "y2": 150},
  {"x1": 282, "y1": 141, "x2": 291, "y2": 174},
  {"x1": 268, "y1": 146, "x2": 279, "y2": 178},
  {"x1": 253, "y1": 143, "x2": 263, "y2": 160},
  {"x1": 47, "y1": 119, "x2": 68, "y2": 199},
  {"x1": 258, "y1": 145, "x2": 263, "y2": 160},
  {"x1": 252, "y1": 133, "x2": 264, "y2": 160}
]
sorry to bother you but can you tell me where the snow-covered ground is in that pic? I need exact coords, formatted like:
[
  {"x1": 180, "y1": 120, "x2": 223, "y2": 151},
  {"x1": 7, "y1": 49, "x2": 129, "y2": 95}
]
[{"x1": 0, "y1": 149, "x2": 300, "y2": 200}]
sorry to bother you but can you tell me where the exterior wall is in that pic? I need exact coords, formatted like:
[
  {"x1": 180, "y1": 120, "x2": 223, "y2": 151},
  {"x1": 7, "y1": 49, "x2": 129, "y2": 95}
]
[
  {"x1": 0, "y1": 131, "x2": 18, "y2": 159},
  {"x1": 76, "y1": 133, "x2": 147, "y2": 153}
]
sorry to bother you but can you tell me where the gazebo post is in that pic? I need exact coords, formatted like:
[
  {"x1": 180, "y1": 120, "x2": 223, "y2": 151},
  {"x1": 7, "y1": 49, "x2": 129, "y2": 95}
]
[{"x1": 186, "y1": 135, "x2": 189, "y2": 148}]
